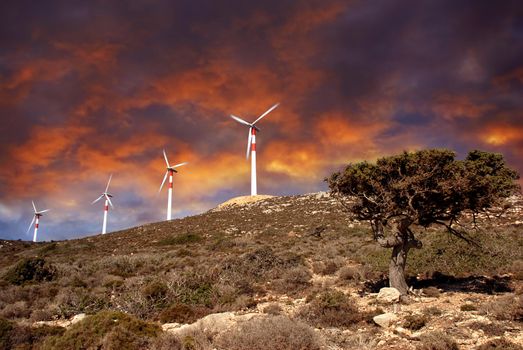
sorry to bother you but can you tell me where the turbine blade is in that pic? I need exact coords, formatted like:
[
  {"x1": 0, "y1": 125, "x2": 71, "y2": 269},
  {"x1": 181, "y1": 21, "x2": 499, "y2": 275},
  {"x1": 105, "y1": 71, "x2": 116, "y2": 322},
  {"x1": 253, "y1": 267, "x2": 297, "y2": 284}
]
[
  {"x1": 26, "y1": 216, "x2": 35, "y2": 234},
  {"x1": 105, "y1": 174, "x2": 113, "y2": 193},
  {"x1": 172, "y1": 162, "x2": 188, "y2": 169},
  {"x1": 39, "y1": 209, "x2": 50, "y2": 214},
  {"x1": 163, "y1": 149, "x2": 170, "y2": 167},
  {"x1": 230, "y1": 115, "x2": 251, "y2": 127},
  {"x1": 246, "y1": 128, "x2": 252, "y2": 159},
  {"x1": 105, "y1": 195, "x2": 114, "y2": 208},
  {"x1": 92, "y1": 195, "x2": 104, "y2": 204},
  {"x1": 32, "y1": 201, "x2": 37, "y2": 213},
  {"x1": 159, "y1": 171, "x2": 168, "y2": 192},
  {"x1": 252, "y1": 102, "x2": 279, "y2": 125}
]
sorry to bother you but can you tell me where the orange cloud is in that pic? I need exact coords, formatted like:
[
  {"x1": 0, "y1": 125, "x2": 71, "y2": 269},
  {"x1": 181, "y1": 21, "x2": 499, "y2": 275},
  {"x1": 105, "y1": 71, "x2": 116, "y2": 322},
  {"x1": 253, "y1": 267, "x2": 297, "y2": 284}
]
[{"x1": 480, "y1": 124, "x2": 523, "y2": 146}]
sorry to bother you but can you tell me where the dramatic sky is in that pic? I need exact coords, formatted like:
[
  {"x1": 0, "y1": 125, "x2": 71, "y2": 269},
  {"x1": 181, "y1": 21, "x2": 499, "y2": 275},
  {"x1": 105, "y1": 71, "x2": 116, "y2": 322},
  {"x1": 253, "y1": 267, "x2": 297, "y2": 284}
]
[{"x1": 0, "y1": 0, "x2": 522, "y2": 241}]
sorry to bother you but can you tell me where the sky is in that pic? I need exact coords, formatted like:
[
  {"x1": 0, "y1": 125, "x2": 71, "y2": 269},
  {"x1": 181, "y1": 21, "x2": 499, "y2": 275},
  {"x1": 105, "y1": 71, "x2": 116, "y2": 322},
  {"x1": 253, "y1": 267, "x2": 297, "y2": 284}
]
[{"x1": 0, "y1": 0, "x2": 522, "y2": 241}]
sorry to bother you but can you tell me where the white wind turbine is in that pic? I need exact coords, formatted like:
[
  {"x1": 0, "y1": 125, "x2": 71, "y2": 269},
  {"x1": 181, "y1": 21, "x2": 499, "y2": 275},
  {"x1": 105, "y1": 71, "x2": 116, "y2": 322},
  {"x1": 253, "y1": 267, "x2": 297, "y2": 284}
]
[
  {"x1": 91, "y1": 175, "x2": 114, "y2": 234},
  {"x1": 230, "y1": 103, "x2": 279, "y2": 196},
  {"x1": 158, "y1": 150, "x2": 187, "y2": 220},
  {"x1": 26, "y1": 201, "x2": 50, "y2": 242}
]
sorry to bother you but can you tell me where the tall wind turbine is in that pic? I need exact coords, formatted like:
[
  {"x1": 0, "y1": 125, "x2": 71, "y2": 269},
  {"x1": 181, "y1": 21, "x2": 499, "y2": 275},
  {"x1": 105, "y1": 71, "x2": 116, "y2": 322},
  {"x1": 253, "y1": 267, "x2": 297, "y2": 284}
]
[
  {"x1": 159, "y1": 150, "x2": 187, "y2": 220},
  {"x1": 27, "y1": 201, "x2": 50, "y2": 242},
  {"x1": 92, "y1": 175, "x2": 114, "y2": 234},
  {"x1": 230, "y1": 103, "x2": 279, "y2": 196}
]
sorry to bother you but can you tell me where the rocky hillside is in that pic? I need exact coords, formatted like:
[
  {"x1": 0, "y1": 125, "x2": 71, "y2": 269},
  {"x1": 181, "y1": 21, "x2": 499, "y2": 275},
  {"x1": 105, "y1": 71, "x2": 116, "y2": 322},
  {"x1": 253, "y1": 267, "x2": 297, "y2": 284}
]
[{"x1": 0, "y1": 193, "x2": 522, "y2": 349}]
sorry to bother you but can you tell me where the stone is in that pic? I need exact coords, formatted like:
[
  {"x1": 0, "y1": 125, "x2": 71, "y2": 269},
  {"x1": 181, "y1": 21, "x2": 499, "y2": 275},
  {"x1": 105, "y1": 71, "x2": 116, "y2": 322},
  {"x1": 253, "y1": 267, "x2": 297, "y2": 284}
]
[
  {"x1": 373, "y1": 313, "x2": 399, "y2": 328},
  {"x1": 70, "y1": 313, "x2": 86, "y2": 324},
  {"x1": 377, "y1": 287, "x2": 401, "y2": 304}
]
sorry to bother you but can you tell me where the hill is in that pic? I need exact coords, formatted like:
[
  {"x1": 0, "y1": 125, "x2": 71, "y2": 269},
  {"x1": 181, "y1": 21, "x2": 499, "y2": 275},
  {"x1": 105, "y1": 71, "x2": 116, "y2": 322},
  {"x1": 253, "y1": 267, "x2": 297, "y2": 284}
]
[{"x1": 0, "y1": 193, "x2": 522, "y2": 349}]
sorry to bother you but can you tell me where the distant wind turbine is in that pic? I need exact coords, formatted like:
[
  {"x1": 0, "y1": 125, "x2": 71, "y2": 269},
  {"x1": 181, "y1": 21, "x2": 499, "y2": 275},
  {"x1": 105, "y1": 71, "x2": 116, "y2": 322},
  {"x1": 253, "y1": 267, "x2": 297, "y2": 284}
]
[
  {"x1": 230, "y1": 103, "x2": 279, "y2": 196},
  {"x1": 92, "y1": 175, "x2": 114, "y2": 234},
  {"x1": 27, "y1": 201, "x2": 50, "y2": 242},
  {"x1": 158, "y1": 150, "x2": 187, "y2": 220}
]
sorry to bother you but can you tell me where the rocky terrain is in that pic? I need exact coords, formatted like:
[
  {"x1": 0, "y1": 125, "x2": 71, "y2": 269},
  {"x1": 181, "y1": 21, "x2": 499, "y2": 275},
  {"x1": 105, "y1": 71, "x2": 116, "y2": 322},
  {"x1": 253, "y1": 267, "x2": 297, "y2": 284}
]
[{"x1": 0, "y1": 192, "x2": 522, "y2": 349}]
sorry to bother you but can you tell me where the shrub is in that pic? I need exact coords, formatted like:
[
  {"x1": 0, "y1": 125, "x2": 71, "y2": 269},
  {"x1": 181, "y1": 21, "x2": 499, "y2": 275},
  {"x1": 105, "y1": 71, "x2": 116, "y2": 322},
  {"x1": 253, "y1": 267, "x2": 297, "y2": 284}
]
[
  {"x1": 0, "y1": 317, "x2": 64, "y2": 350},
  {"x1": 262, "y1": 303, "x2": 283, "y2": 315},
  {"x1": 480, "y1": 294, "x2": 523, "y2": 321},
  {"x1": 42, "y1": 310, "x2": 160, "y2": 349},
  {"x1": 159, "y1": 303, "x2": 211, "y2": 324},
  {"x1": 468, "y1": 321, "x2": 506, "y2": 336},
  {"x1": 3, "y1": 258, "x2": 56, "y2": 285},
  {"x1": 423, "y1": 306, "x2": 443, "y2": 317},
  {"x1": 417, "y1": 331, "x2": 459, "y2": 350},
  {"x1": 338, "y1": 265, "x2": 364, "y2": 282},
  {"x1": 422, "y1": 287, "x2": 441, "y2": 298},
  {"x1": 160, "y1": 233, "x2": 202, "y2": 245},
  {"x1": 474, "y1": 338, "x2": 523, "y2": 350},
  {"x1": 403, "y1": 314, "x2": 428, "y2": 330},
  {"x1": 460, "y1": 304, "x2": 477, "y2": 312},
  {"x1": 298, "y1": 289, "x2": 363, "y2": 327},
  {"x1": 215, "y1": 315, "x2": 321, "y2": 350},
  {"x1": 509, "y1": 260, "x2": 523, "y2": 280},
  {"x1": 142, "y1": 280, "x2": 169, "y2": 303},
  {"x1": 271, "y1": 266, "x2": 311, "y2": 294}
]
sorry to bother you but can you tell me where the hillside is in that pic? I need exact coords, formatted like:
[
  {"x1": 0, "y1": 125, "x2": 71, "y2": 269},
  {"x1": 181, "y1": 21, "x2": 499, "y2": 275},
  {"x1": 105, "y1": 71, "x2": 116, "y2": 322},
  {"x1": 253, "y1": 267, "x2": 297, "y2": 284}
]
[{"x1": 0, "y1": 193, "x2": 522, "y2": 349}]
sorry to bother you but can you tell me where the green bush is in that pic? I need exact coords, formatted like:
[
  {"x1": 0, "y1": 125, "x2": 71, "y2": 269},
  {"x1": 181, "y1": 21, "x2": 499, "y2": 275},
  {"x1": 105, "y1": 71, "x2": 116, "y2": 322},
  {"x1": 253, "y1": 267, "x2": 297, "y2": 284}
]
[
  {"x1": 298, "y1": 289, "x2": 363, "y2": 327},
  {"x1": 160, "y1": 233, "x2": 202, "y2": 245},
  {"x1": 42, "y1": 310, "x2": 160, "y2": 349},
  {"x1": 3, "y1": 258, "x2": 56, "y2": 285}
]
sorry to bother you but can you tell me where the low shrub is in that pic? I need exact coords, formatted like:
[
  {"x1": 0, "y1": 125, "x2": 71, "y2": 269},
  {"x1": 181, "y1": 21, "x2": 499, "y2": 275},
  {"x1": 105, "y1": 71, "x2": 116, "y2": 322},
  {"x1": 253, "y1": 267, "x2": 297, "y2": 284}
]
[
  {"x1": 422, "y1": 287, "x2": 441, "y2": 298},
  {"x1": 298, "y1": 289, "x2": 363, "y2": 327},
  {"x1": 417, "y1": 331, "x2": 459, "y2": 350},
  {"x1": 338, "y1": 265, "x2": 364, "y2": 282},
  {"x1": 403, "y1": 314, "x2": 428, "y2": 330},
  {"x1": 271, "y1": 266, "x2": 311, "y2": 294},
  {"x1": 159, "y1": 303, "x2": 211, "y2": 324},
  {"x1": 479, "y1": 294, "x2": 523, "y2": 321},
  {"x1": 468, "y1": 321, "x2": 506, "y2": 336},
  {"x1": 160, "y1": 233, "x2": 202, "y2": 245},
  {"x1": 475, "y1": 338, "x2": 523, "y2": 350},
  {"x1": 262, "y1": 303, "x2": 283, "y2": 315},
  {"x1": 0, "y1": 317, "x2": 64, "y2": 350},
  {"x1": 215, "y1": 315, "x2": 321, "y2": 350},
  {"x1": 460, "y1": 304, "x2": 477, "y2": 312},
  {"x1": 3, "y1": 258, "x2": 56, "y2": 285},
  {"x1": 42, "y1": 310, "x2": 160, "y2": 349},
  {"x1": 422, "y1": 306, "x2": 443, "y2": 317},
  {"x1": 509, "y1": 260, "x2": 523, "y2": 280}
]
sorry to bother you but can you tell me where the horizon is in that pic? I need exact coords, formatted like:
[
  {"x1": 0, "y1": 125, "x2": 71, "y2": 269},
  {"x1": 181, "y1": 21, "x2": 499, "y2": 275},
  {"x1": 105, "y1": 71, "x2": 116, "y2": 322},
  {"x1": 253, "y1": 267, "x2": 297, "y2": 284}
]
[{"x1": 1, "y1": 0, "x2": 522, "y2": 240}]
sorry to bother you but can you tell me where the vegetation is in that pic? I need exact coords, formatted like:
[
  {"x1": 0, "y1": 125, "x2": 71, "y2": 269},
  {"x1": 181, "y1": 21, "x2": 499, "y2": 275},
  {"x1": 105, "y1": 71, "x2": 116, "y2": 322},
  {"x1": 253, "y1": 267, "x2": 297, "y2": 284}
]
[
  {"x1": 328, "y1": 149, "x2": 520, "y2": 294},
  {"x1": 3, "y1": 257, "x2": 56, "y2": 285},
  {"x1": 42, "y1": 311, "x2": 160, "y2": 349}
]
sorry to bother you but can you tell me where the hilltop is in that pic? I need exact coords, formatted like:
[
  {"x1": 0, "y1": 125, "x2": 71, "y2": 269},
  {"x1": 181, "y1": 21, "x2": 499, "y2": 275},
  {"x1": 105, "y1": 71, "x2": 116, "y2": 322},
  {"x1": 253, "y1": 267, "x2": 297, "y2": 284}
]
[{"x1": 0, "y1": 193, "x2": 522, "y2": 349}]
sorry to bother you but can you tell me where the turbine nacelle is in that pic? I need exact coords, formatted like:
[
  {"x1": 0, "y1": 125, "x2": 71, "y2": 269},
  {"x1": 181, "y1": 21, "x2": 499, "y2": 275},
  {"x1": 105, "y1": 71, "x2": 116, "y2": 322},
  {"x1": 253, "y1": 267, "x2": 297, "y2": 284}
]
[
  {"x1": 27, "y1": 201, "x2": 50, "y2": 234},
  {"x1": 159, "y1": 149, "x2": 188, "y2": 192},
  {"x1": 92, "y1": 175, "x2": 114, "y2": 208},
  {"x1": 230, "y1": 103, "x2": 279, "y2": 159}
]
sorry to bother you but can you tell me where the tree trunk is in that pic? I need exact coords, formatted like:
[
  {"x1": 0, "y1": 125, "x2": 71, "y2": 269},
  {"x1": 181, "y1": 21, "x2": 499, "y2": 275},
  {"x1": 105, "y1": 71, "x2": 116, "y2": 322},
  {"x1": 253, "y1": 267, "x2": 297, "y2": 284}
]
[{"x1": 389, "y1": 243, "x2": 410, "y2": 295}]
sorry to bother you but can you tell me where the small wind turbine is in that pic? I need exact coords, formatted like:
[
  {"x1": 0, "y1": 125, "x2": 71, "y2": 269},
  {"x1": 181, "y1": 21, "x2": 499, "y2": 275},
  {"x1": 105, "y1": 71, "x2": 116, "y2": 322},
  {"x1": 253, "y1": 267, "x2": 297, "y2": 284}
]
[
  {"x1": 27, "y1": 201, "x2": 50, "y2": 242},
  {"x1": 158, "y1": 150, "x2": 187, "y2": 220},
  {"x1": 92, "y1": 175, "x2": 114, "y2": 234},
  {"x1": 230, "y1": 103, "x2": 279, "y2": 196}
]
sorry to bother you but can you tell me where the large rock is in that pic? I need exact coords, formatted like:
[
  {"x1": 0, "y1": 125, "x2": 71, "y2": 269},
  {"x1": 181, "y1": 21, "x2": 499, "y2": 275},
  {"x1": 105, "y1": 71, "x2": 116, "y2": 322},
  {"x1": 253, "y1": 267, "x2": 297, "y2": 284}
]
[
  {"x1": 373, "y1": 313, "x2": 399, "y2": 328},
  {"x1": 377, "y1": 287, "x2": 401, "y2": 304},
  {"x1": 163, "y1": 312, "x2": 263, "y2": 337}
]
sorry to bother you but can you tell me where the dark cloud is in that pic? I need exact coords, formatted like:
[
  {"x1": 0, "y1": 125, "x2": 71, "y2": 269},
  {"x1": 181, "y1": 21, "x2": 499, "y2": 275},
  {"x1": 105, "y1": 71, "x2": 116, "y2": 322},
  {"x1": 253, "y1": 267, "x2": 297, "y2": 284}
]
[{"x1": 0, "y1": 0, "x2": 522, "y2": 240}]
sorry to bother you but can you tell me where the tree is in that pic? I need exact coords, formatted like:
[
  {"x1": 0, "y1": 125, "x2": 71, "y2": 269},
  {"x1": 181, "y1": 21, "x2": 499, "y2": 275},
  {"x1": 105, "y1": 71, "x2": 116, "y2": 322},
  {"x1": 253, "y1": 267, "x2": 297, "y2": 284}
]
[{"x1": 327, "y1": 149, "x2": 520, "y2": 295}]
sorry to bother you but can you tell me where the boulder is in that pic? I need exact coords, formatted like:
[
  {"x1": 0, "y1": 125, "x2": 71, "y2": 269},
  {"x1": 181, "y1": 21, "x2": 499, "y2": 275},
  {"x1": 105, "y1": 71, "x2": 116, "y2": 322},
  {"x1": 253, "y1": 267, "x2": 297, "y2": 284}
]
[
  {"x1": 377, "y1": 287, "x2": 401, "y2": 304},
  {"x1": 373, "y1": 313, "x2": 399, "y2": 328},
  {"x1": 70, "y1": 313, "x2": 86, "y2": 324}
]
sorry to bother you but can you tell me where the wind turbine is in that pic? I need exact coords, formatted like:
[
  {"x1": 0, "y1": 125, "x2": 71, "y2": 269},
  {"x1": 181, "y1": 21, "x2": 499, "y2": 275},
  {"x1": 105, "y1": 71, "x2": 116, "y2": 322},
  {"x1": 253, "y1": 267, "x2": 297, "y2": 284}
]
[
  {"x1": 27, "y1": 201, "x2": 50, "y2": 242},
  {"x1": 92, "y1": 175, "x2": 114, "y2": 234},
  {"x1": 230, "y1": 103, "x2": 279, "y2": 196},
  {"x1": 158, "y1": 150, "x2": 187, "y2": 220}
]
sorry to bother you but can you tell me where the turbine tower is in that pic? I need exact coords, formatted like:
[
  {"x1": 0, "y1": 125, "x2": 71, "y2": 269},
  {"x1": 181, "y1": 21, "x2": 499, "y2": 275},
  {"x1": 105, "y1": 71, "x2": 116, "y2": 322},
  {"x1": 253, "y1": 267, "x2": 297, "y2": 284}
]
[
  {"x1": 27, "y1": 201, "x2": 50, "y2": 242},
  {"x1": 230, "y1": 103, "x2": 279, "y2": 196},
  {"x1": 159, "y1": 150, "x2": 187, "y2": 220},
  {"x1": 92, "y1": 175, "x2": 114, "y2": 234}
]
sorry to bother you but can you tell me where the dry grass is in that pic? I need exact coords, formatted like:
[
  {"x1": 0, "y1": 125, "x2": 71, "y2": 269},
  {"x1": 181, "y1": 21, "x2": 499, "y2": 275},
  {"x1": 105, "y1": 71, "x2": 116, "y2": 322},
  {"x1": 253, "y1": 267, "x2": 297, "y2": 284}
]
[
  {"x1": 416, "y1": 331, "x2": 459, "y2": 350},
  {"x1": 298, "y1": 289, "x2": 363, "y2": 327},
  {"x1": 214, "y1": 315, "x2": 321, "y2": 350}
]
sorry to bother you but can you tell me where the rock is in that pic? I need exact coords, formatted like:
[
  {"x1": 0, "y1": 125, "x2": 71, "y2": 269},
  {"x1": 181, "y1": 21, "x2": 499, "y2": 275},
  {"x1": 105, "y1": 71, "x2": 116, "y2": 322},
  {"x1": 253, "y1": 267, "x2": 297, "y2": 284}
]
[
  {"x1": 163, "y1": 312, "x2": 263, "y2": 337},
  {"x1": 373, "y1": 313, "x2": 399, "y2": 328},
  {"x1": 377, "y1": 287, "x2": 401, "y2": 304},
  {"x1": 70, "y1": 313, "x2": 86, "y2": 324},
  {"x1": 162, "y1": 323, "x2": 182, "y2": 332}
]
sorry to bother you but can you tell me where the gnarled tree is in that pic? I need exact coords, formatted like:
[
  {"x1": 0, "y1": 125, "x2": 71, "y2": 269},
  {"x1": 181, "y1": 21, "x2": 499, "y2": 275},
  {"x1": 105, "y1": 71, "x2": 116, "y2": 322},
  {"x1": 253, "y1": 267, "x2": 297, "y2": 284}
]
[{"x1": 327, "y1": 149, "x2": 520, "y2": 295}]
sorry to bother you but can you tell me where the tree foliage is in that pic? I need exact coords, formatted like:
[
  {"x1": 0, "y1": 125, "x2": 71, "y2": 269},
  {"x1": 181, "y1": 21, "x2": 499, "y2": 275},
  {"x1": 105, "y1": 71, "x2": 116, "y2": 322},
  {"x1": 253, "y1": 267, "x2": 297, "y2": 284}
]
[
  {"x1": 328, "y1": 149, "x2": 519, "y2": 234},
  {"x1": 327, "y1": 149, "x2": 519, "y2": 294}
]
